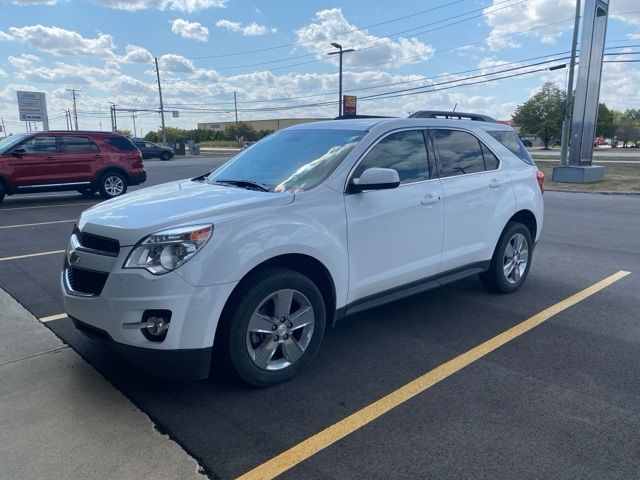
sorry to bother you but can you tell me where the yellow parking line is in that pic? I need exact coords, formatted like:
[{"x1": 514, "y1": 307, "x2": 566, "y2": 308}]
[
  {"x1": 39, "y1": 313, "x2": 68, "y2": 323},
  {"x1": 236, "y1": 270, "x2": 631, "y2": 480},
  {"x1": 0, "y1": 250, "x2": 65, "y2": 262},
  {"x1": 0, "y1": 219, "x2": 75, "y2": 229},
  {"x1": 0, "y1": 201, "x2": 96, "y2": 211}
]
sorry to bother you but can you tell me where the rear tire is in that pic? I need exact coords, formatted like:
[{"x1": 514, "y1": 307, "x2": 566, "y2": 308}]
[
  {"x1": 0, "y1": 183, "x2": 5, "y2": 205},
  {"x1": 220, "y1": 268, "x2": 326, "y2": 386},
  {"x1": 480, "y1": 222, "x2": 533, "y2": 294},
  {"x1": 98, "y1": 172, "x2": 127, "y2": 199}
]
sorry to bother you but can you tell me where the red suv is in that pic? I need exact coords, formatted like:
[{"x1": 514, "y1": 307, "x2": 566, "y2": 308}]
[{"x1": 0, "y1": 131, "x2": 146, "y2": 205}]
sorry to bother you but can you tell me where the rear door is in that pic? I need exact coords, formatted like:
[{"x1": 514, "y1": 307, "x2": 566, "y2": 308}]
[
  {"x1": 429, "y1": 128, "x2": 514, "y2": 272},
  {"x1": 345, "y1": 129, "x2": 444, "y2": 302},
  {"x1": 8, "y1": 135, "x2": 59, "y2": 186},
  {"x1": 55, "y1": 135, "x2": 101, "y2": 182}
]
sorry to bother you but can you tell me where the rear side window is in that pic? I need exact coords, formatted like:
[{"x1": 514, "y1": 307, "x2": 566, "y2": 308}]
[
  {"x1": 488, "y1": 131, "x2": 534, "y2": 165},
  {"x1": 432, "y1": 130, "x2": 485, "y2": 177},
  {"x1": 59, "y1": 136, "x2": 100, "y2": 153},
  {"x1": 354, "y1": 130, "x2": 429, "y2": 184},
  {"x1": 104, "y1": 136, "x2": 137, "y2": 151}
]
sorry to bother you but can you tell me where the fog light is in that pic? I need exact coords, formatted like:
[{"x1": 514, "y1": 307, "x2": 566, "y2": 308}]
[
  {"x1": 123, "y1": 309, "x2": 172, "y2": 342},
  {"x1": 145, "y1": 316, "x2": 169, "y2": 336}
]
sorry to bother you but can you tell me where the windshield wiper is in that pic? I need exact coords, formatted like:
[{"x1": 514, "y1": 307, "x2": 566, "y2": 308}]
[{"x1": 215, "y1": 179, "x2": 272, "y2": 192}]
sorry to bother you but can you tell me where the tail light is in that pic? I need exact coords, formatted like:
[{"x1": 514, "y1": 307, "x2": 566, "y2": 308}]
[{"x1": 536, "y1": 169, "x2": 545, "y2": 194}]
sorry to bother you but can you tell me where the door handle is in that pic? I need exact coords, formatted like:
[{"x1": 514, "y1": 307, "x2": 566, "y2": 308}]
[
  {"x1": 489, "y1": 178, "x2": 506, "y2": 189},
  {"x1": 420, "y1": 194, "x2": 441, "y2": 206}
]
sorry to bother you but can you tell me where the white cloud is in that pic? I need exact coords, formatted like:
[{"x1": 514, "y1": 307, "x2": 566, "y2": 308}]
[
  {"x1": 0, "y1": 31, "x2": 13, "y2": 41},
  {"x1": 119, "y1": 44, "x2": 153, "y2": 63},
  {"x1": 295, "y1": 8, "x2": 434, "y2": 68},
  {"x1": 8, "y1": 25, "x2": 116, "y2": 57},
  {"x1": 171, "y1": 18, "x2": 209, "y2": 42},
  {"x1": 8, "y1": 53, "x2": 40, "y2": 68},
  {"x1": 92, "y1": 0, "x2": 226, "y2": 12},
  {"x1": 628, "y1": 32, "x2": 640, "y2": 40},
  {"x1": 484, "y1": 0, "x2": 576, "y2": 49},
  {"x1": 610, "y1": 0, "x2": 640, "y2": 25},
  {"x1": 15, "y1": 62, "x2": 107, "y2": 85},
  {"x1": 0, "y1": 68, "x2": 6, "y2": 78},
  {"x1": 216, "y1": 19, "x2": 276, "y2": 36},
  {"x1": 159, "y1": 54, "x2": 195, "y2": 72}
]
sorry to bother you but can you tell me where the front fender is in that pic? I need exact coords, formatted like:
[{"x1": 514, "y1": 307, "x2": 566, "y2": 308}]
[{"x1": 177, "y1": 186, "x2": 349, "y2": 308}]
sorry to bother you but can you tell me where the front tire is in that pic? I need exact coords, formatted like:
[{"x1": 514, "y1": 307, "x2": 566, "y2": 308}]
[
  {"x1": 0, "y1": 183, "x2": 5, "y2": 205},
  {"x1": 222, "y1": 268, "x2": 326, "y2": 386},
  {"x1": 160, "y1": 152, "x2": 172, "y2": 161},
  {"x1": 98, "y1": 172, "x2": 127, "y2": 199},
  {"x1": 480, "y1": 222, "x2": 533, "y2": 294}
]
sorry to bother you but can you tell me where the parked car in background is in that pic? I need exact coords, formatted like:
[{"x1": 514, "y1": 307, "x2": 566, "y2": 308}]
[
  {"x1": 0, "y1": 131, "x2": 146, "y2": 204},
  {"x1": 62, "y1": 114, "x2": 543, "y2": 386},
  {"x1": 132, "y1": 140, "x2": 174, "y2": 161},
  {"x1": 520, "y1": 138, "x2": 533, "y2": 147}
]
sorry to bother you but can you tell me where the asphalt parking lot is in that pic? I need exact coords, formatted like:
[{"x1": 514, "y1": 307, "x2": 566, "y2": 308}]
[{"x1": 1, "y1": 157, "x2": 639, "y2": 479}]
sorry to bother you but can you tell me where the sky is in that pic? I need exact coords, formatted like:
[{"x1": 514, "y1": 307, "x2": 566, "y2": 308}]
[{"x1": 0, "y1": 0, "x2": 638, "y2": 136}]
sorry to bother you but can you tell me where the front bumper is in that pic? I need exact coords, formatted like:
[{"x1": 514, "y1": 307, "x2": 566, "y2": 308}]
[
  {"x1": 61, "y1": 243, "x2": 237, "y2": 380},
  {"x1": 72, "y1": 318, "x2": 212, "y2": 380}
]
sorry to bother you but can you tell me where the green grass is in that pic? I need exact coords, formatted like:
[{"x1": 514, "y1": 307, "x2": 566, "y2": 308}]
[{"x1": 537, "y1": 162, "x2": 640, "y2": 193}]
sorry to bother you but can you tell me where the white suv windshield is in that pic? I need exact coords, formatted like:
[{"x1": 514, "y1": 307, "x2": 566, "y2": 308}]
[{"x1": 208, "y1": 129, "x2": 364, "y2": 192}]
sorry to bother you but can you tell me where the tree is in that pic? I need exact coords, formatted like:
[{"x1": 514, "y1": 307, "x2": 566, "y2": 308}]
[
  {"x1": 223, "y1": 122, "x2": 259, "y2": 144},
  {"x1": 596, "y1": 103, "x2": 616, "y2": 138},
  {"x1": 512, "y1": 82, "x2": 565, "y2": 149},
  {"x1": 614, "y1": 110, "x2": 640, "y2": 147}
]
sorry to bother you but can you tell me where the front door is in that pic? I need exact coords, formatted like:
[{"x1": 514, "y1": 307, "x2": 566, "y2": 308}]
[
  {"x1": 8, "y1": 135, "x2": 59, "y2": 186},
  {"x1": 345, "y1": 129, "x2": 444, "y2": 303}
]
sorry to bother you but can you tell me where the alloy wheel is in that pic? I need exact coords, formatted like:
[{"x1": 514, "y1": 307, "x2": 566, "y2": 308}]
[
  {"x1": 245, "y1": 289, "x2": 315, "y2": 371},
  {"x1": 503, "y1": 233, "x2": 529, "y2": 284},
  {"x1": 104, "y1": 175, "x2": 124, "y2": 196}
]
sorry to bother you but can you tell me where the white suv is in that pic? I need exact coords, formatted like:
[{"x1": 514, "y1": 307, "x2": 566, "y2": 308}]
[{"x1": 62, "y1": 114, "x2": 544, "y2": 386}]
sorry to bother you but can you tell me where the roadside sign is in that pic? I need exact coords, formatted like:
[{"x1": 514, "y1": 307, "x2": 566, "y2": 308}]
[
  {"x1": 17, "y1": 91, "x2": 49, "y2": 129},
  {"x1": 343, "y1": 95, "x2": 357, "y2": 116},
  {"x1": 173, "y1": 111, "x2": 179, "y2": 118}
]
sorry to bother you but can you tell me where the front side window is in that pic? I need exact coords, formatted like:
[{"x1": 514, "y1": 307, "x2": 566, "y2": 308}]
[
  {"x1": 353, "y1": 130, "x2": 428, "y2": 184},
  {"x1": 0, "y1": 133, "x2": 31, "y2": 154},
  {"x1": 20, "y1": 136, "x2": 57, "y2": 154},
  {"x1": 59, "y1": 136, "x2": 100, "y2": 153},
  {"x1": 208, "y1": 129, "x2": 364, "y2": 192},
  {"x1": 432, "y1": 130, "x2": 485, "y2": 177}
]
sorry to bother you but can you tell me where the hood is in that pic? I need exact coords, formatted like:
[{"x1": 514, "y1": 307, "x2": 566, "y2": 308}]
[{"x1": 78, "y1": 179, "x2": 294, "y2": 245}]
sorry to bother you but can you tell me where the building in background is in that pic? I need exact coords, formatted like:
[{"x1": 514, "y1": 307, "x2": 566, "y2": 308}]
[{"x1": 197, "y1": 117, "x2": 328, "y2": 132}]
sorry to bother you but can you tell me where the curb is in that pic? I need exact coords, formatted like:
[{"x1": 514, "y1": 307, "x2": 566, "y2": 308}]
[{"x1": 546, "y1": 188, "x2": 640, "y2": 196}]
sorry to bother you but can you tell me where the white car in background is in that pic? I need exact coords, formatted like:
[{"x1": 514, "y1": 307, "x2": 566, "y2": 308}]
[{"x1": 62, "y1": 112, "x2": 544, "y2": 386}]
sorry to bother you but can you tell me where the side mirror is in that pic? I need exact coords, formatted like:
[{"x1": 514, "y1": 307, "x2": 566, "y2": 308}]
[
  {"x1": 11, "y1": 148, "x2": 27, "y2": 157},
  {"x1": 349, "y1": 167, "x2": 400, "y2": 193}
]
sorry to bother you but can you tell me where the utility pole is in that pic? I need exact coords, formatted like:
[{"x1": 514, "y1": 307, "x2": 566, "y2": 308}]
[
  {"x1": 1, "y1": 118, "x2": 6, "y2": 138},
  {"x1": 131, "y1": 111, "x2": 137, "y2": 137},
  {"x1": 328, "y1": 43, "x2": 355, "y2": 117},
  {"x1": 154, "y1": 57, "x2": 167, "y2": 146},
  {"x1": 559, "y1": 0, "x2": 581, "y2": 167},
  {"x1": 66, "y1": 88, "x2": 80, "y2": 130},
  {"x1": 108, "y1": 103, "x2": 117, "y2": 132},
  {"x1": 233, "y1": 91, "x2": 238, "y2": 124},
  {"x1": 63, "y1": 110, "x2": 69, "y2": 130}
]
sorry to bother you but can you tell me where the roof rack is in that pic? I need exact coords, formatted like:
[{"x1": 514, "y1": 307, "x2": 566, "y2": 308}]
[
  {"x1": 333, "y1": 114, "x2": 396, "y2": 120},
  {"x1": 408, "y1": 110, "x2": 497, "y2": 123}
]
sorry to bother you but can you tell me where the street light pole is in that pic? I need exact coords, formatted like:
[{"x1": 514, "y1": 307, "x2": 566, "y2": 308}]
[
  {"x1": 154, "y1": 57, "x2": 167, "y2": 146},
  {"x1": 328, "y1": 43, "x2": 355, "y2": 117}
]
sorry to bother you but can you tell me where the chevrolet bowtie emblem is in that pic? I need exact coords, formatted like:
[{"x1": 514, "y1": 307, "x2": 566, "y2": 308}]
[{"x1": 67, "y1": 249, "x2": 80, "y2": 265}]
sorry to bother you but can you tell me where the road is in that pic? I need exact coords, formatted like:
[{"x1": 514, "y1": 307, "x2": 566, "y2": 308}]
[
  {"x1": 530, "y1": 148, "x2": 640, "y2": 159},
  {"x1": 1, "y1": 156, "x2": 639, "y2": 479}
]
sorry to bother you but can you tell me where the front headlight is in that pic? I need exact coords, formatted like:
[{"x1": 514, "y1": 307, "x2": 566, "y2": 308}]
[{"x1": 124, "y1": 224, "x2": 212, "y2": 275}]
